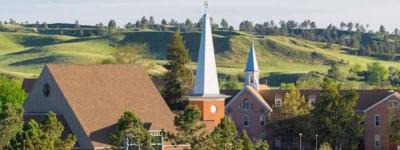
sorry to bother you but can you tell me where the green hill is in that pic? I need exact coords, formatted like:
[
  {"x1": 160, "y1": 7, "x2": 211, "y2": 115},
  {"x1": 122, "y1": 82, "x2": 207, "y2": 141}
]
[{"x1": 0, "y1": 31, "x2": 399, "y2": 79}]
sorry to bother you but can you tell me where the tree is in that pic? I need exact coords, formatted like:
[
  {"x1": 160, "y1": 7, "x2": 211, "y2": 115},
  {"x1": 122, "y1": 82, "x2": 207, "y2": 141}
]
[
  {"x1": 255, "y1": 140, "x2": 269, "y2": 150},
  {"x1": 9, "y1": 112, "x2": 76, "y2": 149},
  {"x1": 319, "y1": 142, "x2": 332, "y2": 150},
  {"x1": 394, "y1": 28, "x2": 399, "y2": 35},
  {"x1": 327, "y1": 63, "x2": 344, "y2": 81},
  {"x1": 312, "y1": 78, "x2": 364, "y2": 149},
  {"x1": 140, "y1": 16, "x2": 149, "y2": 29},
  {"x1": 161, "y1": 32, "x2": 193, "y2": 110},
  {"x1": 105, "y1": 43, "x2": 148, "y2": 64},
  {"x1": 109, "y1": 111, "x2": 153, "y2": 150},
  {"x1": 347, "y1": 64, "x2": 363, "y2": 81},
  {"x1": 379, "y1": 25, "x2": 386, "y2": 33},
  {"x1": 240, "y1": 130, "x2": 255, "y2": 150},
  {"x1": 0, "y1": 104, "x2": 23, "y2": 148},
  {"x1": 161, "y1": 19, "x2": 168, "y2": 25},
  {"x1": 0, "y1": 77, "x2": 27, "y2": 111},
  {"x1": 184, "y1": 19, "x2": 195, "y2": 32},
  {"x1": 149, "y1": 16, "x2": 155, "y2": 25},
  {"x1": 220, "y1": 18, "x2": 229, "y2": 29},
  {"x1": 239, "y1": 20, "x2": 254, "y2": 32},
  {"x1": 387, "y1": 109, "x2": 400, "y2": 145},
  {"x1": 74, "y1": 20, "x2": 80, "y2": 29},
  {"x1": 269, "y1": 86, "x2": 311, "y2": 149},
  {"x1": 366, "y1": 62, "x2": 389, "y2": 85},
  {"x1": 171, "y1": 105, "x2": 206, "y2": 145},
  {"x1": 208, "y1": 117, "x2": 242, "y2": 150},
  {"x1": 108, "y1": 19, "x2": 117, "y2": 30}
]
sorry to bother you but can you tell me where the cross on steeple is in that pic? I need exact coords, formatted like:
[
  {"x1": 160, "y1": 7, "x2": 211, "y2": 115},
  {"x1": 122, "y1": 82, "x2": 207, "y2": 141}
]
[{"x1": 204, "y1": 0, "x2": 209, "y2": 13}]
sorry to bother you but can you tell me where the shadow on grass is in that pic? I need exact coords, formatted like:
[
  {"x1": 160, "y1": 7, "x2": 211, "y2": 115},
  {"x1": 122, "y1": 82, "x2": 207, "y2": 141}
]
[{"x1": 9, "y1": 55, "x2": 67, "y2": 66}]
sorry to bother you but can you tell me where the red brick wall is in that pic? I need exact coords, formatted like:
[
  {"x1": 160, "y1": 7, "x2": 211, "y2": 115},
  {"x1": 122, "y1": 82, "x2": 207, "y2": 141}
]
[
  {"x1": 226, "y1": 89, "x2": 270, "y2": 140},
  {"x1": 364, "y1": 95, "x2": 400, "y2": 150},
  {"x1": 189, "y1": 100, "x2": 225, "y2": 124}
]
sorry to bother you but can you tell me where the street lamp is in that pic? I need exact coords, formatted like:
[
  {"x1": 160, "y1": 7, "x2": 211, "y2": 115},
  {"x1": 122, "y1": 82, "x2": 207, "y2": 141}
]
[
  {"x1": 299, "y1": 133, "x2": 303, "y2": 150},
  {"x1": 315, "y1": 134, "x2": 318, "y2": 150}
]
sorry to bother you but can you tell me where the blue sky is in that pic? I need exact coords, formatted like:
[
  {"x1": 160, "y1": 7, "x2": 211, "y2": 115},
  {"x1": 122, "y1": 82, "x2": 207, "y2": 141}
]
[{"x1": 1, "y1": 0, "x2": 399, "y2": 31}]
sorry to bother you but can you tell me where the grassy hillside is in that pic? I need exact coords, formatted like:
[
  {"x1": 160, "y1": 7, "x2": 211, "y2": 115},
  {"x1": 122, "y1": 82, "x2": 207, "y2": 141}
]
[{"x1": 0, "y1": 31, "x2": 399, "y2": 79}]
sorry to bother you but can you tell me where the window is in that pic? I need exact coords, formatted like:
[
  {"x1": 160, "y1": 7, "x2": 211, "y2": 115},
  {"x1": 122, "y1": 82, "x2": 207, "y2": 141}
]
[
  {"x1": 374, "y1": 134, "x2": 381, "y2": 149},
  {"x1": 309, "y1": 95, "x2": 317, "y2": 104},
  {"x1": 389, "y1": 100, "x2": 399, "y2": 108},
  {"x1": 275, "y1": 95, "x2": 282, "y2": 107},
  {"x1": 244, "y1": 99, "x2": 250, "y2": 110},
  {"x1": 42, "y1": 83, "x2": 50, "y2": 97},
  {"x1": 375, "y1": 114, "x2": 381, "y2": 127},
  {"x1": 260, "y1": 114, "x2": 265, "y2": 127},
  {"x1": 244, "y1": 115, "x2": 249, "y2": 127}
]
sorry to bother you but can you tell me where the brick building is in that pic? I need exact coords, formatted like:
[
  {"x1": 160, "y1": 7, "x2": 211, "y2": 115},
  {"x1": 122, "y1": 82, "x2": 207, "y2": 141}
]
[{"x1": 223, "y1": 44, "x2": 400, "y2": 150}]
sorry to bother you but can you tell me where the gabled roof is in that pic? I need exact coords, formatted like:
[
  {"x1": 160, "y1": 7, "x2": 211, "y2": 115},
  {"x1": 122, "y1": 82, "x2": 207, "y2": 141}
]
[
  {"x1": 245, "y1": 44, "x2": 259, "y2": 72},
  {"x1": 225, "y1": 85, "x2": 273, "y2": 112},
  {"x1": 222, "y1": 89, "x2": 398, "y2": 111},
  {"x1": 45, "y1": 64, "x2": 176, "y2": 147}
]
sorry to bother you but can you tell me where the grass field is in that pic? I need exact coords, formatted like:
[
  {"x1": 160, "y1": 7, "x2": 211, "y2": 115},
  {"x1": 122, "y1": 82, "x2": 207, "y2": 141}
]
[{"x1": 0, "y1": 31, "x2": 399, "y2": 79}]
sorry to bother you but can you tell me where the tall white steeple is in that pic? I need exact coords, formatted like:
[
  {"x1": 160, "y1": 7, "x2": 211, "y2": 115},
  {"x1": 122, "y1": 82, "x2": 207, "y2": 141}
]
[
  {"x1": 192, "y1": 2, "x2": 222, "y2": 97},
  {"x1": 244, "y1": 43, "x2": 260, "y2": 90}
]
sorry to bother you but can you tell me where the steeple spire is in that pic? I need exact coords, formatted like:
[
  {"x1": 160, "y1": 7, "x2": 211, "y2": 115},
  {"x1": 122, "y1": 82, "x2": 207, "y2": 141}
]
[
  {"x1": 204, "y1": 0, "x2": 209, "y2": 13},
  {"x1": 245, "y1": 43, "x2": 259, "y2": 71},
  {"x1": 244, "y1": 43, "x2": 260, "y2": 90},
  {"x1": 192, "y1": 4, "x2": 222, "y2": 97}
]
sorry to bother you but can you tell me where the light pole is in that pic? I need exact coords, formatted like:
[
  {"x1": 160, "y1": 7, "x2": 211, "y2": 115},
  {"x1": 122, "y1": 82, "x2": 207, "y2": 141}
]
[
  {"x1": 299, "y1": 133, "x2": 303, "y2": 150},
  {"x1": 315, "y1": 134, "x2": 318, "y2": 150}
]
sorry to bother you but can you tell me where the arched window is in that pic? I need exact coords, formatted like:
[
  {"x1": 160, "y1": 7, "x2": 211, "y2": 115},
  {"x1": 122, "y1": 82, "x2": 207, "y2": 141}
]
[
  {"x1": 244, "y1": 99, "x2": 250, "y2": 110},
  {"x1": 244, "y1": 114, "x2": 249, "y2": 127}
]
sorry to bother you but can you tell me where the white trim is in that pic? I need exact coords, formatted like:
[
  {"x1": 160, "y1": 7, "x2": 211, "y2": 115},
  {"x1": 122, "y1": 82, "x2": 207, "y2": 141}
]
[
  {"x1": 363, "y1": 92, "x2": 398, "y2": 112},
  {"x1": 225, "y1": 86, "x2": 273, "y2": 112},
  {"x1": 225, "y1": 88, "x2": 246, "y2": 108}
]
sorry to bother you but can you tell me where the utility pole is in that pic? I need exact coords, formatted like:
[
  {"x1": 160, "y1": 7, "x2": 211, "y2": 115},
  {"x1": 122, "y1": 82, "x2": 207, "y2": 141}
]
[{"x1": 316, "y1": 134, "x2": 318, "y2": 150}]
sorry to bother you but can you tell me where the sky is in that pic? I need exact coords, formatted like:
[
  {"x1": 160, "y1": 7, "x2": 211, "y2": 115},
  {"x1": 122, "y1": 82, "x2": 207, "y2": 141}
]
[{"x1": 0, "y1": 0, "x2": 399, "y2": 31}]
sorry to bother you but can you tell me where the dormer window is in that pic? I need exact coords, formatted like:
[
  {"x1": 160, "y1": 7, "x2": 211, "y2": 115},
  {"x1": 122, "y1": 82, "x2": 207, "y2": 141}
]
[
  {"x1": 389, "y1": 100, "x2": 398, "y2": 108},
  {"x1": 275, "y1": 95, "x2": 282, "y2": 107}
]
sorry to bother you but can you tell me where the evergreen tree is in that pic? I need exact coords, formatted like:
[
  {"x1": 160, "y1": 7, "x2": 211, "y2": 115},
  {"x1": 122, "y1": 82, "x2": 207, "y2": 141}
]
[
  {"x1": 9, "y1": 112, "x2": 76, "y2": 149},
  {"x1": 161, "y1": 19, "x2": 168, "y2": 25},
  {"x1": 171, "y1": 105, "x2": 206, "y2": 145},
  {"x1": 208, "y1": 117, "x2": 241, "y2": 150},
  {"x1": 74, "y1": 20, "x2": 80, "y2": 29},
  {"x1": 0, "y1": 104, "x2": 23, "y2": 148},
  {"x1": 379, "y1": 25, "x2": 386, "y2": 33},
  {"x1": 312, "y1": 78, "x2": 364, "y2": 149},
  {"x1": 109, "y1": 111, "x2": 153, "y2": 150},
  {"x1": 220, "y1": 18, "x2": 229, "y2": 29},
  {"x1": 240, "y1": 130, "x2": 255, "y2": 150},
  {"x1": 255, "y1": 140, "x2": 270, "y2": 150},
  {"x1": 327, "y1": 63, "x2": 344, "y2": 81},
  {"x1": 149, "y1": 16, "x2": 155, "y2": 25},
  {"x1": 162, "y1": 32, "x2": 193, "y2": 110},
  {"x1": 108, "y1": 19, "x2": 117, "y2": 30}
]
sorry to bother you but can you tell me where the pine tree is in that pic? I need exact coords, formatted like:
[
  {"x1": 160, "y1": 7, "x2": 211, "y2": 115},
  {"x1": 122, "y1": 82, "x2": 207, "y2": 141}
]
[
  {"x1": 171, "y1": 105, "x2": 206, "y2": 145},
  {"x1": 312, "y1": 78, "x2": 364, "y2": 149},
  {"x1": 255, "y1": 140, "x2": 270, "y2": 150},
  {"x1": 240, "y1": 130, "x2": 255, "y2": 150},
  {"x1": 0, "y1": 104, "x2": 23, "y2": 148},
  {"x1": 9, "y1": 112, "x2": 76, "y2": 149},
  {"x1": 220, "y1": 18, "x2": 229, "y2": 29},
  {"x1": 109, "y1": 111, "x2": 154, "y2": 150},
  {"x1": 209, "y1": 117, "x2": 241, "y2": 150},
  {"x1": 162, "y1": 32, "x2": 193, "y2": 110}
]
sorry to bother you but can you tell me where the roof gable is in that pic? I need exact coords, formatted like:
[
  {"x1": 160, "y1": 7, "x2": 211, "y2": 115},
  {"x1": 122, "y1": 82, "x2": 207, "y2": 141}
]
[
  {"x1": 225, "y1": 85, "x2": 273, "y2": 112},
  {"x1": 45, "y1": 64, "x2": 176, "y2": 147}
]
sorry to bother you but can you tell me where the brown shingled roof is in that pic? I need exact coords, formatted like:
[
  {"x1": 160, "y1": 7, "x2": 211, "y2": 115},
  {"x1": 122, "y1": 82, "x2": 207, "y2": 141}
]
[
  {"x1": 46, "y1": 64, "x2": 176, "y2": 147},
  {"x1": 222, "y1": 89, "x2": 397, "y2": 111}
]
